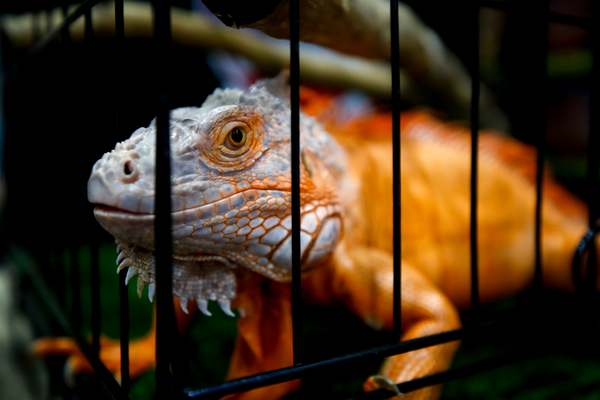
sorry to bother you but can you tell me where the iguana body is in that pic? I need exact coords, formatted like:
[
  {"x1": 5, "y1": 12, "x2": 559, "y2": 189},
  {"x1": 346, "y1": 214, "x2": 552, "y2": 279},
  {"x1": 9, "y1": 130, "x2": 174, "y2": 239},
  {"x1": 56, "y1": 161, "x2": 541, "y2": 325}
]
[{"x1": 35, "y1": 78, "x2": 587, "y2": 399}]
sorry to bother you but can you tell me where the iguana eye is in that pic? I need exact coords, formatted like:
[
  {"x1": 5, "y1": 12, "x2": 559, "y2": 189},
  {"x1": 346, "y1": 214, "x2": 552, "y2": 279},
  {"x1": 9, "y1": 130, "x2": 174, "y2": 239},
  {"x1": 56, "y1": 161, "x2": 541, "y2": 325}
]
[
  {"x1": 217, "y1": 121, "x2": 253, "y2": 155},
  {"x1": 226, "y1": 128, "x2": 247, "y2": 149},
  {"x1": 200, "y1": 107, "x2": 264, "y2": 172}
]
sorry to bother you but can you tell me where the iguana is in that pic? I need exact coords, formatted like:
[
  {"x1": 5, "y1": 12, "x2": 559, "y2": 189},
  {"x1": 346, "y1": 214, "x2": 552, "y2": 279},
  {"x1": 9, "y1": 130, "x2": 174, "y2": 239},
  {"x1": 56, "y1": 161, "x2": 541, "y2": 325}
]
[{"x1": 34, "y1": 76, "x2": 589, "y2": 400}]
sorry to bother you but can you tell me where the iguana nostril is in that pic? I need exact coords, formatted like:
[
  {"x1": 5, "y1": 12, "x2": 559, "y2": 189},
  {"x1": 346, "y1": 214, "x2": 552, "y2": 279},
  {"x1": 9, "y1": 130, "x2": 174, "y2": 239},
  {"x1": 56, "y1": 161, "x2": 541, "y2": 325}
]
[
  {"x1": 121, "y1": 160, "x2": 139, "y2": 182},
  {"x1": 124, "y1": 160, "x2": 134, "y2": 175}
]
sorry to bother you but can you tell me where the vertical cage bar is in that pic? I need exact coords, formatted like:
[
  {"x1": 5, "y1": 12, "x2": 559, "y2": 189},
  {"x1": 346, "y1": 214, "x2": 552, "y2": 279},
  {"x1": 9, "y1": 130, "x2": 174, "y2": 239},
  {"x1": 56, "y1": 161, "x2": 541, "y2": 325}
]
[
  {"x1": 50, "y1": 249, "x2": 67, "y2": 310},
  {"x1": 390, "y1": 0, "x2": 402, "y2": 337},
  {"x1": 85, "y1": 6, "x2": 102, "y2": 357},
  {"x1": 118, "y1": 269, "x2": 130, "y2": 393},
  {"x1": 153, "y1": 0, "x2": 175, "y2": 396},
  {"x1": 69, "y1": 245, "x2": 82, "y2": 334},
  {"x1": 44, "y1": 9, "x2": 52, "y2": 35},
  {"x1": 61, "y1": 5, "x2": 71, "y2": 43},
  {"x1": 84, "y1": 7, "x2": 93, "y2": 41},
  {"x1": 90, "y1": 243, "x2": 101, "y2": 355},
  {"x1": 469, "y1": 2, "x2": 481, "y2": 312},
  {"x1": 32, "y1": 11, "x2": 41, "y2": 42},
  {"x1": 55, "y1": 5, "x2": 71, "y2": 316},
  {"x1": 289, "y1": 0, "x2": 303, "y2": 366},
  {"x1": 114, "y1": 0, "x2": 130, "y2": 390},
  {"x1": 533, "y1": 1, "x2": 549, "y2": 289},
  {"x1": 586, "y1": 2, "x2": 600, "y2": 293}
]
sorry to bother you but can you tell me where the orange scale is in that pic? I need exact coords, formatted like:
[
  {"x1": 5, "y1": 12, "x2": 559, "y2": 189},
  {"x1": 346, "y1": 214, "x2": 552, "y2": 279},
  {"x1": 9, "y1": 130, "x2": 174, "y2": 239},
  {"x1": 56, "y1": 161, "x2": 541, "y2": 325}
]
[
  {"x1": 251, "y1": 180, "x2": 269, "y2": 189},
  {"x1": 265, "y1": 181, "x2": 279, "y2": 188},
  {"x1": 273, "y1": 181, "x2": 291, "y2": 190}
]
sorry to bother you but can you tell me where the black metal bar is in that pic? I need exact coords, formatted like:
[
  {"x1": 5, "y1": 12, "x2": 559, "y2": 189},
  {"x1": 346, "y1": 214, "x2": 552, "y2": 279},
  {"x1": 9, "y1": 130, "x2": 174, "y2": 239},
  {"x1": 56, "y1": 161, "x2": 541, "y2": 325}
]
[
  {"x1": 390, "y1": 0, "x2": 402, "y2": 339},
  {"x1": 114, "y1": 0, "x2": 131, "y2": 392},
  {"x1": 481, "y1": 0, "x2": 593, "y2": 30},
  {"x1": 585, "y1": 0, "x2": 600, "y2": 294},
  {"x1": 84, "y1": 6, "x2": 102, "y2": 357},
  {"x1": 32, "y1": 11, "x2": 42, "y2": 43},
  {"x1": 185, "y1": 321, "x2": 503, "y2": 399},
  {"x1": 290, "y1": 0, "x2": 303, "y2": 366},
  {"x1": 48, "y1": 248, "x2": 67, "y2": 310},
  {"x1": 153, "y1": 0, "x2": 176, "y2": 396},
  {"x1": 84, "y1": 7, "x2": 94, "y2": 42},
  {"x1": 533, "y1": 1, "x2": 549, "y2": 289},
  {"x1": 469, "y1": 2, "x2": 481, "y2": 312},
  {"x1": 118, "y1": 269, "x2": 131, "y2": 392},
  {"x1": 69, "y1": 245, "x2": 82, "y2": 334},
  {"x1": 590, "y1": 4, "x2": 600, "y2": 222},
  {"x1": 27, "y1": 0, "x2": 103, "y2": 58},
  {"x1": 61, "y1": 5, "x2": 72, "y2": 45},
  {"x1": 90, "y1": 243, "x2": 101, "y2": 356},
  {"x1": 44, "y1": 9, "x2": 52, "y2": 35},
  {"x1": 587, "y1": 238, "x2": 598, "y2": 296}
]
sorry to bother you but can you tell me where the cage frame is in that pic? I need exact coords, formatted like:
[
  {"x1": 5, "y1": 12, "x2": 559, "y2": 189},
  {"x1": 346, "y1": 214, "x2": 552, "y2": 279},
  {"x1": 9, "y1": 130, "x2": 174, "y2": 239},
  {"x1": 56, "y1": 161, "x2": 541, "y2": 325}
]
[{"x1": 3, "y1": 0, "x2": 599, "y2": 398}]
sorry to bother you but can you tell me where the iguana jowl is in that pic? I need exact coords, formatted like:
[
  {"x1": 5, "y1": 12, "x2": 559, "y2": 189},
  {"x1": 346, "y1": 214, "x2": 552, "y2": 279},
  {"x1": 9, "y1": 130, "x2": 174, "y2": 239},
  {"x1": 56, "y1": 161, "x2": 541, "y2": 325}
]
[{"x1": 38, "y1": 76, "x2": 589, "y2": 400}]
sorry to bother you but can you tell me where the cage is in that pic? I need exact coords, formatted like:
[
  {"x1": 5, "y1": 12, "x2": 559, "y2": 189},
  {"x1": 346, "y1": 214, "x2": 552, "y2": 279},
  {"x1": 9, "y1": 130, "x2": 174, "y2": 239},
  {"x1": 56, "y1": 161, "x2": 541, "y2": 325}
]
[{"x1": 0, "y1": 0, "x2": 598, "y2": 399}]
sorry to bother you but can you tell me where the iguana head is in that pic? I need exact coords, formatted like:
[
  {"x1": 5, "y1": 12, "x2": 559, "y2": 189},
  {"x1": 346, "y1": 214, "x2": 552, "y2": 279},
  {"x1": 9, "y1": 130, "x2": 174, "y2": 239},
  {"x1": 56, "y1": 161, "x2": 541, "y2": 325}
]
[{"x1": 87, "y1": 77, "x2": 346, "y2": 316}]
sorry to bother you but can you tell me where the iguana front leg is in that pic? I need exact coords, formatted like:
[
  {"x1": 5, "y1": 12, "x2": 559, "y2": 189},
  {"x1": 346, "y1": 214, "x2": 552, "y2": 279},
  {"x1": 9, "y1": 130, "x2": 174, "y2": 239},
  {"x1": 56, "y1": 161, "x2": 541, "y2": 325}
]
[
  {"x1": 303, "y1": 242, "x2": 462, "y2": 400},
  {"x1": 32, "y1": 296, "x2": 195, "y2": 382}
]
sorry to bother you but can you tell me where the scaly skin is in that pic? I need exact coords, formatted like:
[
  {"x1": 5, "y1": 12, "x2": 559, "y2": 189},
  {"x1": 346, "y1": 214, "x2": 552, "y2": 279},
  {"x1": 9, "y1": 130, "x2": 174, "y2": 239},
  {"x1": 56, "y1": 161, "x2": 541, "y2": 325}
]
[{"x1": 34, "y1": 77, "x2": 588, "y2": 399}]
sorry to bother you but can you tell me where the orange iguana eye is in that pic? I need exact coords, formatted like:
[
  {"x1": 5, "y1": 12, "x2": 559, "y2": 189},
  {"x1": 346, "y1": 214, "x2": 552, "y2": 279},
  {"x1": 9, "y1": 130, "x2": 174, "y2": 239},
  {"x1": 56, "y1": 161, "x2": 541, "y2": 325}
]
[{"x1": 226, "y1": 128, "x2": 247, "y2": 148}]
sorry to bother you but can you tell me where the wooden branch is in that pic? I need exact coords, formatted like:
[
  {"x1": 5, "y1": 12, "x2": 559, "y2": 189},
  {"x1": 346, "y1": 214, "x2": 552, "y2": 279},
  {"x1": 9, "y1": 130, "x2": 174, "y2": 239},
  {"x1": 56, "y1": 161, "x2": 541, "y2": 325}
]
[{"x1": 1, "y1": 2, "x2": 419, "y2": 103}]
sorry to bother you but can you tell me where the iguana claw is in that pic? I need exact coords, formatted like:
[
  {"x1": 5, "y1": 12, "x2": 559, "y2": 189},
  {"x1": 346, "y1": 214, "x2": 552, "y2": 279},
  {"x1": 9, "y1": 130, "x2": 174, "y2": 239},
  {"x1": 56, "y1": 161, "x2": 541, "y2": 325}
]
[{"x1": 364, "y1": 375, "x2": 403, "y2": 398}]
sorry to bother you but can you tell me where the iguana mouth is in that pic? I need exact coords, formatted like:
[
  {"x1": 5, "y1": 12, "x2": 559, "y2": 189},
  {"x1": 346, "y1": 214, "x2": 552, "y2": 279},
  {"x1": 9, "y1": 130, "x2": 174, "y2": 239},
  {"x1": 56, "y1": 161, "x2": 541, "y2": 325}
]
[
  {"x1": 116, "y1": 241, "x2": 238, "y2": 317},
  {"x1": 95, "y1": 205, "x2": 152, "y2": 216}
]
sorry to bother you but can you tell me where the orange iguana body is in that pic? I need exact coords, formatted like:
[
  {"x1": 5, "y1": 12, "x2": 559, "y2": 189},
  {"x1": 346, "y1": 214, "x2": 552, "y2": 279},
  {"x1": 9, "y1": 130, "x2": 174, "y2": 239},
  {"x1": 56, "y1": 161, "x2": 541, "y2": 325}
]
[{"x1": 34, "y1": 80, "x2": 588, "y2": 400}]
